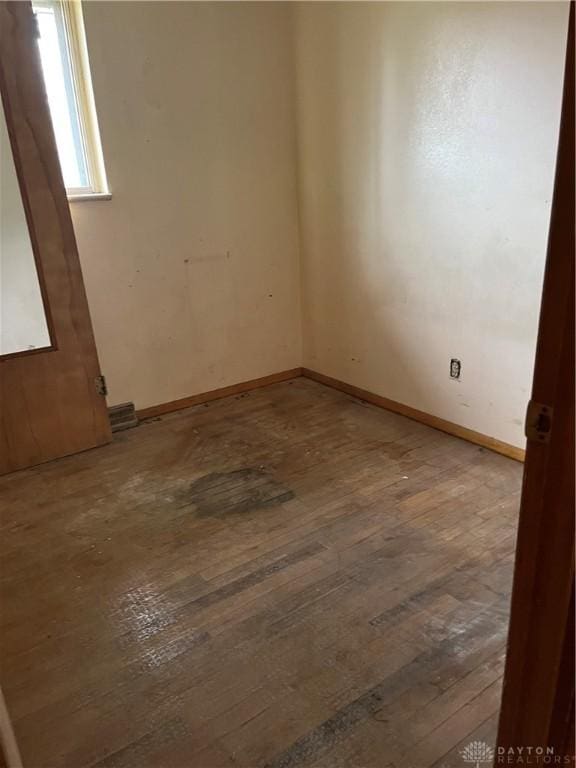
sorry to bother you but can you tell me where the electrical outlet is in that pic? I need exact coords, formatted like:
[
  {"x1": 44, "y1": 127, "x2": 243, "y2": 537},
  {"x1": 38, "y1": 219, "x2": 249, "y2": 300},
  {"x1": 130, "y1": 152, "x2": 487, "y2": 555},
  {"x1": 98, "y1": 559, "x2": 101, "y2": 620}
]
[{"x1": 450, "y1": 359, "x2": 461, "y2": 380}]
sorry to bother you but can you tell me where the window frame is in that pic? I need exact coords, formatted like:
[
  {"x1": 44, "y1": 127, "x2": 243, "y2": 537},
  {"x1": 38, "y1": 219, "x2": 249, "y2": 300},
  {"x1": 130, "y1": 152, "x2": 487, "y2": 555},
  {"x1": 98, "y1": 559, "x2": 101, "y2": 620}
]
[{"x1": 33, "y1": 0, "x2": 110, "y2": 201}]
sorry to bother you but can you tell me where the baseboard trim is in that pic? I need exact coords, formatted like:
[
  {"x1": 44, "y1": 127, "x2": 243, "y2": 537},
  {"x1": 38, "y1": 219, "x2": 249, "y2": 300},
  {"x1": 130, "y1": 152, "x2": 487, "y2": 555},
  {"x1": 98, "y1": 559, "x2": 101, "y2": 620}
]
[
  {"x1": 302, "y1": 368, "x2": 525, "y2": 463},
  {"x1": 137, "y1": 368, "x2": 303, "y2": 420},
  {"x1": 136, "y1": 365, "x2": 524, "y2": 462}
]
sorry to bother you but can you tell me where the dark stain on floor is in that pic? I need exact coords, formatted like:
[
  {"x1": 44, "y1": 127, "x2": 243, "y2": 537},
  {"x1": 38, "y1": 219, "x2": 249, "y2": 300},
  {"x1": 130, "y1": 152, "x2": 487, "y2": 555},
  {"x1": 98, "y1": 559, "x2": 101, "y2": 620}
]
[{"x1": 185, "y1": 468, "x2": 294, "y2": 517}]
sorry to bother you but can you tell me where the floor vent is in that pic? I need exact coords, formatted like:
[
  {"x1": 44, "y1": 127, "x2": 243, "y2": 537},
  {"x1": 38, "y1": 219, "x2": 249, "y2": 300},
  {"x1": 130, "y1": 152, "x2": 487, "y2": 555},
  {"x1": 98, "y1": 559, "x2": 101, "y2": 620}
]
[{"x1": 108, "y1": 402, "x2": 139, "y2": 433}]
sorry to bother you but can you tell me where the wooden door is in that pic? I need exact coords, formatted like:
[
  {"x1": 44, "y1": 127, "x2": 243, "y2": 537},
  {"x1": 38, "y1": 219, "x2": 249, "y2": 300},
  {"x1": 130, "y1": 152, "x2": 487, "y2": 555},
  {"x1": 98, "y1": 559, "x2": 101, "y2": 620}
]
[
  {"x1": 0, "y1": 1, "x2": 111, "y2": 475},
  {"x1": 496, "y1": 3, "x2": 574, "y2": 755}
]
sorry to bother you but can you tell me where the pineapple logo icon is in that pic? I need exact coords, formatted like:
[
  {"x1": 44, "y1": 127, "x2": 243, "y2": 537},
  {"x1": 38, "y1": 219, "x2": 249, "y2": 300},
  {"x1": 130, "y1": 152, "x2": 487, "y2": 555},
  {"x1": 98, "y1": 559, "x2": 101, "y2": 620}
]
[{"x1": 460, "y1": 741, "x2": 495, "y2": 768}]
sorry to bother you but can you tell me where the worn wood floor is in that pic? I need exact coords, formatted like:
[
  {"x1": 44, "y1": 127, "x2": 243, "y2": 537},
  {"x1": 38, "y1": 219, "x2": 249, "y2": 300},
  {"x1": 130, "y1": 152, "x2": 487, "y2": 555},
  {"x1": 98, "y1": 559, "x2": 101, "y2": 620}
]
[{"x1": 0, "y1": 378, "x2": 523, "y2": 768}]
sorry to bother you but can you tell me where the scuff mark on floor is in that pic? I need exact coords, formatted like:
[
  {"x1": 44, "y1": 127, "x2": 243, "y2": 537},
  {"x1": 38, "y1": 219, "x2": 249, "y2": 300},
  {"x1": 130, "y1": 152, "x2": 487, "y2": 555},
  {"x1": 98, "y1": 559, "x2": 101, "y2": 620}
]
[{"x1": 183, "y1": 468, "x2": 294, "y2": 517}]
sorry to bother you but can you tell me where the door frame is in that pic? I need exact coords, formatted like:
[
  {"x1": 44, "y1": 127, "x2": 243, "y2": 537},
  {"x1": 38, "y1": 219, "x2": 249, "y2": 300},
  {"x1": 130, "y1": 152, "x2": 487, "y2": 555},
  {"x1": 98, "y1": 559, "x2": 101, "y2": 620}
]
[{"x1": 496, "y1": 2, "x2": 575, "y2": 757}]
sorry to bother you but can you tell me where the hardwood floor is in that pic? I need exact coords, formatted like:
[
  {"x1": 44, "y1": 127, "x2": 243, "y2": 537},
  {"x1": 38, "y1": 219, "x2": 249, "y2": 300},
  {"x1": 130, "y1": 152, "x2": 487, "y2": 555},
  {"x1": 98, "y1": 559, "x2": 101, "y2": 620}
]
[{"x1": 0, "y1": 378, "x2": 523, "y2": 768}]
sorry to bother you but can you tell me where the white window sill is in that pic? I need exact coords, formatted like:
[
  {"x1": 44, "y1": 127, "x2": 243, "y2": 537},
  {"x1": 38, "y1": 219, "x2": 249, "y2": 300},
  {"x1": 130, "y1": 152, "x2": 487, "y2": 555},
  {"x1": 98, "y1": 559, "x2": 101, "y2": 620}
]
[{"x1": 67, "y1": 192, "x2": 112, "y2": 203}]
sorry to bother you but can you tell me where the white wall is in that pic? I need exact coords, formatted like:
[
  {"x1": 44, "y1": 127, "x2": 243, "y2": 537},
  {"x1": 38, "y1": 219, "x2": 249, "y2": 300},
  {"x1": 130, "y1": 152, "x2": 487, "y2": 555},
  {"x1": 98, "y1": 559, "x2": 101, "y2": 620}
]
[
  {"x1": 0, "y1": 101, "x2": 50, "y2": 356},
  {"x1": 71, "y1": 1, "x2": 302, "y2": 410},
  {"x1": 294, "y1": 1, "x2": 567, "y2": 448},
  {"x1": 70, "y1": 2, "x2": 566, "y2": 448}
]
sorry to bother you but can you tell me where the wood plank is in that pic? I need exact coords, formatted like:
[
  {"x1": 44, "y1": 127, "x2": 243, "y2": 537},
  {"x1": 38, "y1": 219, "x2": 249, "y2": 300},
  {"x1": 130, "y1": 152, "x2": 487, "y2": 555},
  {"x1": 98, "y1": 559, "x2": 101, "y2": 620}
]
[{"x1": 0, "y1": 378, "x2": 523, "y2": 767}]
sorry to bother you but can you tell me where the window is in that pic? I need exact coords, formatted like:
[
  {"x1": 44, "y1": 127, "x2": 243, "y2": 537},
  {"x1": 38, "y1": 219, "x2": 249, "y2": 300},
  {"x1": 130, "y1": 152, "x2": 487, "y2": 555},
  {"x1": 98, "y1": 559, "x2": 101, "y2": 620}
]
[{"x1": 33, "y1": 0, "x2": 109, "y2": 199}]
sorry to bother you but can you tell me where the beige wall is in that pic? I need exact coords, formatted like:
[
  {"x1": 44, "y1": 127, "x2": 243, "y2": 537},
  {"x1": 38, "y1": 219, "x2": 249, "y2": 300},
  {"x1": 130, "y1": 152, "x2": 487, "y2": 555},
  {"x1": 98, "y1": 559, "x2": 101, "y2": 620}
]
[
  {"x1": 294, "y1": 1, "x2": 567, "y2": 448},
  {"x1": 72, "y1": 2, "x2": 567, "y2": 449},
  {"x1": 71, "y1": 1, "x2": 302, "y2": 410}
]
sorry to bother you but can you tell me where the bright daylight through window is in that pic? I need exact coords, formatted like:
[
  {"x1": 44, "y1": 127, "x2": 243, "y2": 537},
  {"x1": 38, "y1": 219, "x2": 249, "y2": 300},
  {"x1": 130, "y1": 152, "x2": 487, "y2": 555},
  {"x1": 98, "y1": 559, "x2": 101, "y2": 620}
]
[{"x1": 33, "y1": 0, "x2": 109, "y2": 198}]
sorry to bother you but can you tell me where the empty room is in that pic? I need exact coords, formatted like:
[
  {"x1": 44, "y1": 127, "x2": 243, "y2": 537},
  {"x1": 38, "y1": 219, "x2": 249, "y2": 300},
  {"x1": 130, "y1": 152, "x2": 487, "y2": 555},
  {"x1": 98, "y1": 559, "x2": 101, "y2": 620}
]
[{"x1": 0, "y1": 1, "x2": 573, "y2": 767}]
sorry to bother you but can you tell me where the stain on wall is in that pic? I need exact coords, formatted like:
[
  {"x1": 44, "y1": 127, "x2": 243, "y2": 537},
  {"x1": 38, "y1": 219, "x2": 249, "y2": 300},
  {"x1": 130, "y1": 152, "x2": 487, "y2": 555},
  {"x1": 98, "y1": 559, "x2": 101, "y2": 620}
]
[{"x1": 71, "y1": 2, "x2": 302, "y2": 411}]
